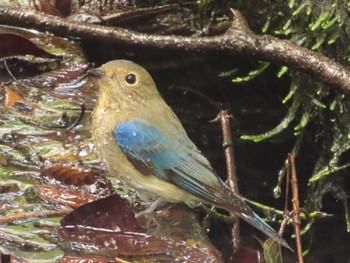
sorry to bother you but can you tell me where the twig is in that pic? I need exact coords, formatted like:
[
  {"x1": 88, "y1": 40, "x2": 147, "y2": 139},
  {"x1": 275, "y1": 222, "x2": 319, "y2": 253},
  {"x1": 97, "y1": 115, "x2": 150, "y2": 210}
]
[
  {"x1": 66, "y1": 103, "x2": 86, "y2": 130},
  {"x1": 212, "y1": 110, "x2": 238, "y2": 192},
  {"x1": 200, "y1": 204, "x2": 232, "y2": 223},
  {"x1": 288, "y1": 154, "x2": 304, "y2": 263},
  {"x1": 211, "y1": 109, "x2": 240, "y2": 251},
  {"x1": 0, "y1": 209, "x2": 71, "y2": 225},
  {"x1": 3, "y1": 60, "x2": 18, "y2": 83},
  {"x1": 202, "y1": 201, "x2": 331, "y2": 225},
  {"x1": 246, "y1": 199, "x2": 332, "y2": 220},
  {"x1": 284, "y1": 152, "x2": 291, "y2": 213},
  {"x1": 278, "y1": 211, "x2": 292, "y2": 237},
  {"x1": 0, "y1": 8, "x2": 350, "y2": 92},
  {"x1": 102, "y1": 4, "x2": 179, "y2": 25},
  {"x1": 278, "y1": 153, "x2": 292, "y2": 237}
]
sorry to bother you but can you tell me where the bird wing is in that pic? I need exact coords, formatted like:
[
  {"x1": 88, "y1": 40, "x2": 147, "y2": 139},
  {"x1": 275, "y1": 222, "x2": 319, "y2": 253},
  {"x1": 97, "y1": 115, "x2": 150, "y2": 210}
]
[
  {"x1": 113, "y1": 119, "x2": 294, "y2": 250},
  {"x1": 114, "y1": 119, "x2": 228, "y2": 205}
]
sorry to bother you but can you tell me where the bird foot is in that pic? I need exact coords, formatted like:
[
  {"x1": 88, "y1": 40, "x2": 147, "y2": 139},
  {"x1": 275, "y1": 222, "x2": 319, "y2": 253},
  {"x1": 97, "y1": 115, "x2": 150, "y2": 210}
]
[{"x1": 134, "y1": 198, "x2": 167, "y2": 228}]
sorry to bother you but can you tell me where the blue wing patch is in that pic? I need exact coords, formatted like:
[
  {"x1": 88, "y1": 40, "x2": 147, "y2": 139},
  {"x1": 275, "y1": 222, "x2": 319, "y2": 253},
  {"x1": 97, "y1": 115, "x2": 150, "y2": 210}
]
[{"x1": 114, "y1": 119, "x2": 227, "y2": 204}]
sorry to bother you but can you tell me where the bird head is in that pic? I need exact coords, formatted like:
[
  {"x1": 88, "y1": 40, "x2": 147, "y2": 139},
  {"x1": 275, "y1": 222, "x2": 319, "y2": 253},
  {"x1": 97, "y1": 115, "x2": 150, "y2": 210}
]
[{"x1": 88, "y1": 60, "x2": 160, "y2": 110}]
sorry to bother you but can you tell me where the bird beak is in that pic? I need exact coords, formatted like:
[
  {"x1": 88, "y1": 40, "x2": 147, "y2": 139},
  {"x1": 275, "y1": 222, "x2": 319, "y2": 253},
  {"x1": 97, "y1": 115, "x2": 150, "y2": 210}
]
[{"x1": 87, "y1": 68, "x2": 103, "y2": 78}]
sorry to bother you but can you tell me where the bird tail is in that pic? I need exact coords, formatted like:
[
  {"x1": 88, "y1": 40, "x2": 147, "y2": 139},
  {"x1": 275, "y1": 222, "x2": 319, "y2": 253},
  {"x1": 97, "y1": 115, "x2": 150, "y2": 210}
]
[
  {"x1": 238, "y1": 211, "x2": 292, "y2": 250},
  {"x1": 217, "y1": 187, "x2": 292, "y2": 250}
]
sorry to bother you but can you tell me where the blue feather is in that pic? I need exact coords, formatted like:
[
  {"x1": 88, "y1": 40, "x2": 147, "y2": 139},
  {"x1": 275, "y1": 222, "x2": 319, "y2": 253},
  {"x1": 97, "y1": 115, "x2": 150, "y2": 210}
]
[{"x1": 114, "y1": 119, "x2": 225, "y2": 204}]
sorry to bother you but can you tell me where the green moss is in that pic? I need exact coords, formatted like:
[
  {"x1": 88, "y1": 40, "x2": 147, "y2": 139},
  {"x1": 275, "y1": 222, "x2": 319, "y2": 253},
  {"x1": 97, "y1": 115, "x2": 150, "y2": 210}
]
[{"x1": 232, "y1": 0, "x2": 350, "y2": 246}]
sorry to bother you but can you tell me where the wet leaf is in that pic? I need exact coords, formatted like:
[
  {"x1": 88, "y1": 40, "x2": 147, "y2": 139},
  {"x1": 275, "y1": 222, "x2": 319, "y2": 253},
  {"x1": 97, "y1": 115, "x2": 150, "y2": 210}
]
[
  {"x1": 5, "y1": 87, "x2": 39, "y2": 111},
  {"x1": 0, "y1": 183, "x2": 20, "y2": 194},
  {"x1": 4, "y1": 88, "x2": 81, "y2": 129},
  {"x1": 0, "y1": 145, "x2": 29, "y2": 166},
  {"x1": 59, "y1": 195, "x2": 221, "y2": 261},
  {"x1": 0, "y1": 32, "x2": 56, "y2": 60},
  {"x1": 32, "y1": 140, "x2": 99, "y2": 163},
  {"x1": 60, "y1": 194, "x2": 142, "y2": 233},
  {"x1": 0, "y1": 218, "x2": 64, "y2": 262},
  {"x1": 0, "y1": 120, "x2": 54, "y2": 136},
  {"x1": 41, "y1": 163, "x2": 99, "y2": 186},
  {"x1": 34, "y1": 184, "x2": 98, "y2": 208},
  {"x1": 0, "y1": 25, "x2": 90, "y2": 91}
]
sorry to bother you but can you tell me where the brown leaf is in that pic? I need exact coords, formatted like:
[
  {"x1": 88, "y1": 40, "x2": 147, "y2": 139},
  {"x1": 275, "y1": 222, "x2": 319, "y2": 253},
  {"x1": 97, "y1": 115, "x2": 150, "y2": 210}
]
[
  {"x1": 5, "y1": 87, "x2": 39, "y2": 111},
  {"x1": 0, "y1": 183, "x2": 20, "y2": 194},
  {"x1": 0, "y1": 25, "x2": 90, "y2": 92},
  {"x1": 0, "y1": 32, "x2": 55, "y2": 59},
  {"x1": 58, "y1": 195, "x2": 221, "y2": 261},
  {"x1": 41, "y1": 163, "x2": 99, "y2": 186},
  {"x1": 34, "y1": 184, "x2": 98, "y2": 208},
  {"x1": 60, "y1": 194, "x2": 142, "y2": 233}
]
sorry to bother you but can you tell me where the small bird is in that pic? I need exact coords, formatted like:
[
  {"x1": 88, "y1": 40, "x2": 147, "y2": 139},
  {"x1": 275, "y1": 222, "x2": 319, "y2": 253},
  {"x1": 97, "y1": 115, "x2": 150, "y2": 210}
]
[{"x1": 89, "y1": 60, "x2": 290, "y2": 249}]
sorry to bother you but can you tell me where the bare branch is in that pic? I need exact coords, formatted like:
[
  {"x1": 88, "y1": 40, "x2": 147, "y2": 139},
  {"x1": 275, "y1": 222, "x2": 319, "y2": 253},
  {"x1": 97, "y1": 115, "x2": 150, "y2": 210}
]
[
  {"x1": 212, "y1": 110, "x2": 240, "y2": 251},
  {"x1": 0, "y1": 7, "x2": 349, "y2": 91},
  {"x1": 289, "y1": 154, "x2": 304, "y2": 263}
]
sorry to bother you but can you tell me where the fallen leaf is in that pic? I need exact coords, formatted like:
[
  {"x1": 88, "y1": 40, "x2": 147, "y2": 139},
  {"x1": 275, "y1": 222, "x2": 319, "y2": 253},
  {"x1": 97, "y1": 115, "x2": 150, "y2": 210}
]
[{"x1": 34, "y1": 184, "x2": 98, "y2": 208}]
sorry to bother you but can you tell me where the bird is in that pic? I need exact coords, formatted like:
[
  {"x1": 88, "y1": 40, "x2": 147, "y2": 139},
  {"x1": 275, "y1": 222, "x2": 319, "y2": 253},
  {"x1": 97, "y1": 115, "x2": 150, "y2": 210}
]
[{"x1": 89, "y1": 59, "x2": 290, "y2": 249}]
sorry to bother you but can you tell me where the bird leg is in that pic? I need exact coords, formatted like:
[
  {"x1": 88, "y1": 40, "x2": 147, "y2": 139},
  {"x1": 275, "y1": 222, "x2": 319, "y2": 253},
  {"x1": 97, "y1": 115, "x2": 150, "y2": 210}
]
[{"x1": 134, "y1": 198, "x2": 167, "y2": 228}]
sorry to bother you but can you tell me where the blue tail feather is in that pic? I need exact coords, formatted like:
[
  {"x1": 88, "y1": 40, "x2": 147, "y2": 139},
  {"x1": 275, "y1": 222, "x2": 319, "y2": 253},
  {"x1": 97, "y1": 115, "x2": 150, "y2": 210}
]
[{"x1": 240, "y1": 211, "x2": 292, "y2": 250}]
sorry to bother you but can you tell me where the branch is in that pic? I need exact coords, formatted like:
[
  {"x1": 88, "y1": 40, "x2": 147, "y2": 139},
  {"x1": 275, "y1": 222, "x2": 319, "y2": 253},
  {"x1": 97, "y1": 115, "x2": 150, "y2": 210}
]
[
  {"x1": 0, "y1": 209, "x2": 70, "y2": 224},
  {"x1": 0, "y1": 7, "x2": 350, "y2": 92},
  {"x1": 212, "y1": 110, "x2": 238, "y2": 193},
  {"x1": 289, "y1": 154, "x2": 304, "y2": 263},
  {"x1": 212, "y1": 110, "x2": 240, "y2": 252}
]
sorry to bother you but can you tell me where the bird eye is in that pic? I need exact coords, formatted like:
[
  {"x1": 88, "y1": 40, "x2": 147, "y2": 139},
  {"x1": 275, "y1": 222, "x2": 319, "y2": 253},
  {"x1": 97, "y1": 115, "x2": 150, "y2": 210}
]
[{"x1": 125, "y1": 74, "x2": 137, "y2": 84}]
